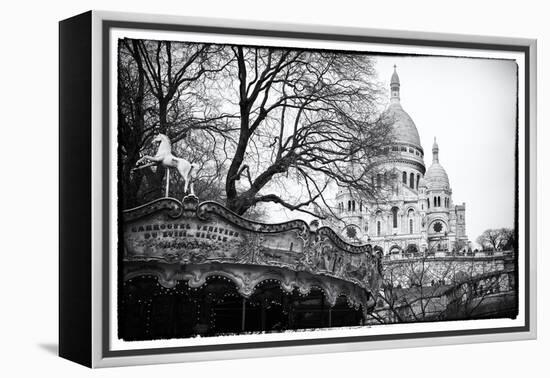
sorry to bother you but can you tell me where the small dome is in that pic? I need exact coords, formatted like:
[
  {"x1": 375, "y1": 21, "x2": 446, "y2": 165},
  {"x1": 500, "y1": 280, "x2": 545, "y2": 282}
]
[
  {"x1": 425, "y1": 138, "x2": 449, "y2": 189},
  {"x1": 425, "y1": 162, "x2": 450, "y2": 190},
  {"x1": 384, "y1": 102, "x2": 422, "y2": 148}
]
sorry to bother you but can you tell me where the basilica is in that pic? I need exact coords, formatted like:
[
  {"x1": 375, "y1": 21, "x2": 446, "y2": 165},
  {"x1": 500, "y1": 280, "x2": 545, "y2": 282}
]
[{"x1": 333, "y1": 67, "x2": 469, "y2": 257}]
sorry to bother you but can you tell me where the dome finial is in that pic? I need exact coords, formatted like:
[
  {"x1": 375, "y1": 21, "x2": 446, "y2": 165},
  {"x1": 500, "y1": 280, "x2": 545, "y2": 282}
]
[
  {"x1": 432, "y1": 137, "x2": 439, "y2": 163},
  {"x1": 390, "y1": 65, "x2": 400, "y2": 103}
]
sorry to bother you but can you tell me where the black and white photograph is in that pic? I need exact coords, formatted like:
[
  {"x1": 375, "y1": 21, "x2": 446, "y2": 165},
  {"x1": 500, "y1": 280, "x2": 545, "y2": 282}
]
[
  {"x1": 0, "y1": 0, "x2": 541, "y2": 374},
  {"x1": 117, "y1": 34, "x2": 521, "y2": 342}
]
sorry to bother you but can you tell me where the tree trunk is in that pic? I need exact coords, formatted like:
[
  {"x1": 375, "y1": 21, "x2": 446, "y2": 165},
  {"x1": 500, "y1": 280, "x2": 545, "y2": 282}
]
[{"x1": 225, "y1": 49, "x2": 250, "y2": 213}]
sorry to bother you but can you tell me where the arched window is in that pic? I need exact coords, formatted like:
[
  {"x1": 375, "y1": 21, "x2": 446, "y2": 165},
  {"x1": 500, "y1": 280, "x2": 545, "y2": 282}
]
[
  {"x1": 416, "y1": 174, "x2": 420, "y2": 189},
  {"x1": 427, "y1": 198, "x2": 430, "y2": 208},
  {"x1": 438, "y1": 196, "x2": 441, "y2": 207},
  {"x1": 402, "y1": 171, "x2": 407, "y2": 185},
  {"x1": 352, "y1": 200, "x2": 356, "y2": 212},
  {"x1": 392, "y1": 207, "x2": 399, "y2": 228},
  {"x1": 434, "y1": 196, "x2": 437, "y2": 207},
  {"x1": 409, "y1": 172, "x2": 415, "y2": 189},
  {"x1": 407, "y1": 209, "x2": 414, "y2": 234},
  {"x1": 348, "y1": 200, "x2": 351, "y2": 211},
  {"x1": 377, "y1": 221, "x2": 381, "y2": 236}
]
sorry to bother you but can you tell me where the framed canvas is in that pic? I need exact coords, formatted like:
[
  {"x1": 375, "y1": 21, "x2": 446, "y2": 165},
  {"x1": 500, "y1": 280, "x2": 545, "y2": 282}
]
[{"x1": 59, "y1": 10, "x2": 537, "y2": 368}]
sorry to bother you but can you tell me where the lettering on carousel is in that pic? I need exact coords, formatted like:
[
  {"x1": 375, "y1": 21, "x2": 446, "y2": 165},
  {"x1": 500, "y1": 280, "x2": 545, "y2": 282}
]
[{"x1": 130, "y1": 223, "x2": 241, "y2": 242}]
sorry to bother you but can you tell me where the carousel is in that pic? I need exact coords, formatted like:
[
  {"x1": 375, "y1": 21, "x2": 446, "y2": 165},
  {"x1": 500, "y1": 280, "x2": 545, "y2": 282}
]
[{"x1": 120, "y1": 135, "x2": 383, "y2": 340}]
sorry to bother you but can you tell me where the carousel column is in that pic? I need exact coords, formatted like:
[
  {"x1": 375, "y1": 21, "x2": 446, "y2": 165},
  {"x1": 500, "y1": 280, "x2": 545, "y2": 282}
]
[
  {"x1": 241, "y1": 297, "x2": 246, "y2": 332},
  {"x1": 261, "y1": 301, "x2": 266, "y2": 331},
  {"x1": 282, "y1": 291, "x2": 292, "y2": 329}
]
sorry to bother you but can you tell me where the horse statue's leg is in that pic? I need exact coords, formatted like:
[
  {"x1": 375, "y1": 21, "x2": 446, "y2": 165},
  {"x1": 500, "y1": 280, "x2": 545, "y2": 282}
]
[
  {"x1": 189, "y1": 164, "x2": 197, "y2": 196},
  {"x1": 132, "y1": 155, "x2": 163, "y2": 172},
  {"x1": 183, "y1": 177, "x2": 188, "y2": 194},
  {"x1": 176, "y1": 160, "x2": 191, "y2": 195},
  {"x1": 131, "y1": 161, "x2": 156, "y2": 172}
]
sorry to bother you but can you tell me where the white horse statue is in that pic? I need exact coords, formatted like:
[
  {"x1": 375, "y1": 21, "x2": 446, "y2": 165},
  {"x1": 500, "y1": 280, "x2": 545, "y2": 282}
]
[{"x1": 132, "y1": 134, "x2": 197, "y2": 197}]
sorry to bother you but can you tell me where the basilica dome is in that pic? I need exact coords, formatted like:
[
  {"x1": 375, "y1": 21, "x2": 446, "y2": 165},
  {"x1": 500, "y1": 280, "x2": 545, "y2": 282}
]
[
  {"x1": 425, "y1": 162, "x2": 450, "y2": 189},
  {"x1": 384, "y1": 66, "x2": 422, "y2": 149},
  {"x1": 384, "y1": 102, "x2": 422, "y2": 148},
  {"x1": 425, "y1": 139, "x2": 450, "y2": 190}
]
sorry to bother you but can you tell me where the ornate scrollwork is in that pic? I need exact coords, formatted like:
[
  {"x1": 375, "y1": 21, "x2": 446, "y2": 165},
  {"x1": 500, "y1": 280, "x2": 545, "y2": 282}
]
[
  {"x1": 196, "y1": 201, "x2": 310, "y2": 235},
  {"x1": 316, "y1": 226, "x2": 373, "y2": 255},
  {"x1": 123, "y1": 197, "x2": 184, "y2": 222},
  {"x1": 123, "y1": 198, "x2": 382, "y2": 310}
]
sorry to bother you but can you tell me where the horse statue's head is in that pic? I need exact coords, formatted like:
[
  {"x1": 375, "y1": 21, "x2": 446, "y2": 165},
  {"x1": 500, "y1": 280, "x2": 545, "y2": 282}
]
[
  {"x1": 151, "y1": 133, "x2": 172, "y2": 153},
  {"x1": 151, "y1": 133, "x2": 170, "y2": 146}
]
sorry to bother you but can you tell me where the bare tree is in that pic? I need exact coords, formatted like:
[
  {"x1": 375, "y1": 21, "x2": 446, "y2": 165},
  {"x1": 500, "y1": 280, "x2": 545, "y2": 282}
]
[
  {"x1": 498, "y1": 228, "x2": 516, "y2": 251},
  {"x1": 118, "y1": 41, "x2": 393, "y2": 215},
  {"x1": 375, "y1": 252, "x2": 457, "y2": 323},
  {"x1": 223, "y1": 46, "x2": 393, "y2": 216},
  {"x1": 476, "y1": 228, "x2": 515, "y2": 251},
  {"x1": 118, "y1": 39, "x2": 235, "y2": 206}
]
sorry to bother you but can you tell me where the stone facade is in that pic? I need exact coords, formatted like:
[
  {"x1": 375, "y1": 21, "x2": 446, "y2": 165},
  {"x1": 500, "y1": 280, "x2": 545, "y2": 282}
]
[{"x1": 331, "y1": 67, "x2": 469, "y2": 256}]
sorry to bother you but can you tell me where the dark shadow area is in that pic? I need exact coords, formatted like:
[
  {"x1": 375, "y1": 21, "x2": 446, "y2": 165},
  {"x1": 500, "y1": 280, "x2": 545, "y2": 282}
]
[{"x1": 119, "y1": 276, "x2": 364, "y2": 341}]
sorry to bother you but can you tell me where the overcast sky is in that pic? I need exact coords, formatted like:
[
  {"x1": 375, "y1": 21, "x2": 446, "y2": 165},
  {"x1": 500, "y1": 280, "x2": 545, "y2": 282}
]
[{"x1": 264, "y1": 54, "x2": 517, "y2": 245}]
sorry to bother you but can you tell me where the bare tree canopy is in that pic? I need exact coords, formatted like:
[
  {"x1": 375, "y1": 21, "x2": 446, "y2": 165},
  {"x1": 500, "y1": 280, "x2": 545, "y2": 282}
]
[
  {"x1": 476, "y1": 228, "x2": 515, "y2": 251},
  {"x1": 118, "y1": 38, "x2": 394, "y2": 217}
]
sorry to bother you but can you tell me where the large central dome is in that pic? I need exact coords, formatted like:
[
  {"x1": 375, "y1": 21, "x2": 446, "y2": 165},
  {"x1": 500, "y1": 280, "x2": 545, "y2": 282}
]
[
  {"x1": 384, "y1": 66, "x2": 422, "y2": 150},
  {"x1": 385, "y1": 102, "x2": 422, "y2": 148}
]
